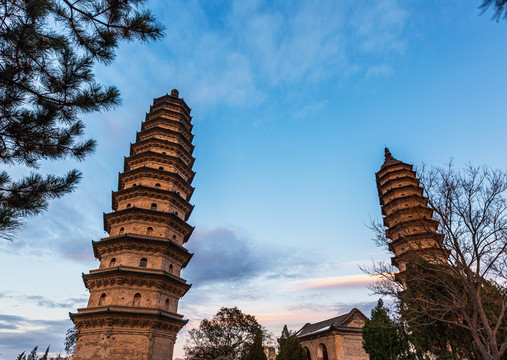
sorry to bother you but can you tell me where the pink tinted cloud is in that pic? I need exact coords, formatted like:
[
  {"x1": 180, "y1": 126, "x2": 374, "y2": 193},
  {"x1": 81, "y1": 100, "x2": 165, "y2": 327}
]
[
  {"x1": 254, "y1": 309, "x2": 336, "y2": 329},
  {"x1": 284, "y1": 273, "x2": 382, "y2": 291}
]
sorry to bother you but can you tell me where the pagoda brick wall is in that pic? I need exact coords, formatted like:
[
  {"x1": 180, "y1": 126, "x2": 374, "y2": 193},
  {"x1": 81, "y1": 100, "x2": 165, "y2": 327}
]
[{"x1": 71, "y1": 89, "x2": 195, "y2": 360}]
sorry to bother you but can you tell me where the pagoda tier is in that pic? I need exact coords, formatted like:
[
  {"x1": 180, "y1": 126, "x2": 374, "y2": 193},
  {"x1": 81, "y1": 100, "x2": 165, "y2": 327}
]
[
  {"x1": 71, "y1": 89, "x2": 196, "y2": 360},
  {"x1": 124, "y1": 152, "x2": 195, "y2": 182},
  {"x1": 136, "y1": 126, "x2": 194, "y2": 154},
  {"x1": 145, "y1": 107, "x2": 193, "y2": 130},
  {"x1": 70, "y1": 311, "x2": 186, "y2": 360},
  {"x1": 141, "y1": 116, "x2": 194, "y2": 142},
  {"x1": 103, "y1": 207, "x2": 194, "y2": 241},
  {"x1": 130, "y1": 138, "x2": 195, "y2": 167},
  {"x1": 375, "y1": 148, "x2": 445, "y2": 280},
  {"x1": 92, "y1": 235, "x2": 193, "y2": 269},
  {"x1": 111, "y1": 186, "x2": 194, "y2": 218},
  {"x1": 118, "y1": 167, "x2": 194, "y2": 201}
]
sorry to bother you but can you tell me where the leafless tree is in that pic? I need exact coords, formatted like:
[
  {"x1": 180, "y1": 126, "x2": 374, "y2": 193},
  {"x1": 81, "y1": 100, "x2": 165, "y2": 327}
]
[{"x1": 367, "y1": 163, "x2": 507, "y2": 360}]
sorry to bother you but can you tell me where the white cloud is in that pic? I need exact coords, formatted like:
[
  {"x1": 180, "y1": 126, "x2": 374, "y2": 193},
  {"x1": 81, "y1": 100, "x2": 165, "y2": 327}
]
[{"x1": 97, "y1": 0, "x2": 409, "y2": 110}]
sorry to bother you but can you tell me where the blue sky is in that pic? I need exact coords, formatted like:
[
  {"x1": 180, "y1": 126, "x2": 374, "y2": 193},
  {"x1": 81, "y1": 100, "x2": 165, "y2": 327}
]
[{"x1": 1, "y1": 0, "x2": 507, "y2": 358}]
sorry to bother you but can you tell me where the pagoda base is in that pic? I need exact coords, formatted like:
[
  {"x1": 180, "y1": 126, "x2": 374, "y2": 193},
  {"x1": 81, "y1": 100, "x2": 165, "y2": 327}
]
[{"x1": 71, "y1": 310, "x2": 187, "y2": 360}]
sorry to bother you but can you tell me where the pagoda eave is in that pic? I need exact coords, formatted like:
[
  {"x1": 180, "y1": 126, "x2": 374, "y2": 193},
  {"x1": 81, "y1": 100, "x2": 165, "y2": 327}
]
[
  {"x1": 111, "y1": 186, "x2": 194, "y2": 217},
  {"x1": 388, "y1": 232, "x2": 445, "y2": 253},
  {"x1": 70, "y1": 309, "x2": 188, "y2": 333},
  {"x1": 103, "y1": 208, "x2": 194, "y2": 239},
  {"x1": 385, "y1": 218, "x2": 440, "y2": 239},
  {"x1": 92, "y1": 235, "x2": 193, "y2": 267},
  {"x1": 145, "y1": 107, "x2": 193, "y2": 132},
  {"x1": 383, "y1": 206, "x2": 434, "y2": 227},
  {"x1": 152, "y1": 94, "x2": 191, "y2": 116},
  {"x1": 376, "y1": 162, "x2": 414, "y2": 183},
  {"x1": 378, "y1": 176, "x2": 420, "y2": 194},
  {"x1": 118, "y1": 167, "x2": 195, "y2": 200},
  {"x1": 136, "y1": 127, "x2": 194, "y2": 154},
  {"x1": 378, "y1": 185, "x2": 424, "y2": 206},
  {"x1": 391, "y1": 246, "x2": 447, "y2": 268},
  {"x1": 141, "y1": 119, "x2": 194, "y2": 142},
  {"x1": 82, "y1": 268, "x2": 191, "y2": 295},
  {"x1": 376, "y1": 167, "x2": 417, "y2": 187},
  {"x1": 130, "y1": 138, "x2": 195, "y2": 167},
  {"x1": 124, "y1": 152, "x2": 195, "y2": 181},
  {"x1": 381, "y1": 194, "x2": 428, "y2": 215}
]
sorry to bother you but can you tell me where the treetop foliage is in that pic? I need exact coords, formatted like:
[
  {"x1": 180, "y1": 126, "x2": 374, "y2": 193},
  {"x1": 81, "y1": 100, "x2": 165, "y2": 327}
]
[
  {"x1": 275, "y1": 325, "x2": 306, "y2": 360},
  {"x1": 184, "y1": 307, "x2": 266, "y2": 360},
  {"x1": 64, "y1": 325, "x2": 77, "y2": 355},
  {"x1": 361, "y1": 299, "x2": 412, "y2": 360},
  {"x1": 245, "y1": 329, "x2": 267, "y2": 360},
  {"x1": 0, "y1": 0, "x2": 163, "y2": 239},
  {"x1": 16, "y1": 346, "x2": 62, "y2": 360}
]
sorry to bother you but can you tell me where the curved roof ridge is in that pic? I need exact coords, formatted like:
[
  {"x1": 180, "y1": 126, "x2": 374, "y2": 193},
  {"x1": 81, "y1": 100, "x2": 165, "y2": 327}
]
[{"x1": 296, "y1": 308, "x2": 368, "y2": 338}]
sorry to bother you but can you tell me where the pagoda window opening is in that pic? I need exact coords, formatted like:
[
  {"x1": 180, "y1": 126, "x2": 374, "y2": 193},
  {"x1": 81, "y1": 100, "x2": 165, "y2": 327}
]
[
  {"x1": 169, "y1": 264, "x2": 174, "y2": 273},
  {"x1": 133, "y1": 183, "x2": 137, "y2": 187},
  {"x1": 155, "y1": 183, "x2": 161, "y2": 188},
  {"x1": 146, "y1": 227, "x2": 153, "y2": 235},
  {"x1": 109, "y1": 258, "x2": 116, "y2": 267},
  {"x1": 172, "y1": 235, "x2": 177, "y2": 241},
  {"x1": 174, "y1": 211, "x2": 179, "y2": 217},
  {"x1": 151, "y1": 203, "x2": 157, "y2": 211},
  {"x1": 99, "y1": 293, "x2": 106, "y2": 306},
  {"x1": 159, "y1": 166, "x2": 164, "y2": 170},
  {"x1": 304, "y1": 347, "x2": 311, "y2": 360},
  {"x1": 119, "y1": 227, "x2": 125, "y2": 234},
  {"x1": 126, "y1": 203, "x2": 131, "y2": 208},
  {"x1": 317, "y1": 344, "x2": 328, "y2": 360},
  {"x1": 165, "y1": 298, "x2": 170, "y2": 310},
  {"x1": 162, "y1": 152, "x2": 167, "y2": 155},
  {"x1": 140, "y1": 258, "x2": 148, "y2": 267},
  {"x1": 133, "y1": 293, "x2": 141, "y2": 306}
]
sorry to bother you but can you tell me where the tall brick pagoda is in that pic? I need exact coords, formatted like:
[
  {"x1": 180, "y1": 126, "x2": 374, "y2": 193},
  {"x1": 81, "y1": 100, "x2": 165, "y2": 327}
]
[
  {"x1": 71, "y1": 89, "x2": 195, "y2": 360},
  {"x1": 375, "y1": 148, "x2": 444, "y2": 280}
]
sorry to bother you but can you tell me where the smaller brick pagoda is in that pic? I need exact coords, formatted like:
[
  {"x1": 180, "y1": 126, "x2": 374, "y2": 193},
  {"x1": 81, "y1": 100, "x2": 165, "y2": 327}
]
[{"x1": 375, "y1": 148, "x2": 445, "y2": 280}]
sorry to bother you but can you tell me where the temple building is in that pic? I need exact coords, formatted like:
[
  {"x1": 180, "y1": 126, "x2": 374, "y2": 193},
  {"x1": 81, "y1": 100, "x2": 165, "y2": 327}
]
[
  {"x1": 296, "y1": 308, "x2": 369, "y2": 360},
  {"x1": 70, "y1": 89, "x2": 195, "y2": 360},
  {"x1": 375, "y1": 148, "x2": 445, "y2": 280}
]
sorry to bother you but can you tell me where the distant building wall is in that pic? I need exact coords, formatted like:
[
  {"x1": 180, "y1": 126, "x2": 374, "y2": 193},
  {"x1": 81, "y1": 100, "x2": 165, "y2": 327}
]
[{"x1": 299, "y1": 331, "x2": 367, "y2": 360}]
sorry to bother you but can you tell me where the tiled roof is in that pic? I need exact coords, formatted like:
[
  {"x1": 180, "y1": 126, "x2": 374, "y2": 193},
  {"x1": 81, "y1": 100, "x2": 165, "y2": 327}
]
[{"x1": 296, "y1": 308, "x2": 367, "y2": 338}]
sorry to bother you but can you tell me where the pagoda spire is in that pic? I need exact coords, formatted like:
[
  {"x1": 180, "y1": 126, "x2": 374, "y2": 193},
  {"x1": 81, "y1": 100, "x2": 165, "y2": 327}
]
[
  {"x1": 375, "y1": 148, "x2": 444, "y2": 282},
  {"x1": 384, "y1": 147, "x2": 392, "y2": 159},
  {"x1": 71, "y1": 90, "x2": 196, "y2": 360}
]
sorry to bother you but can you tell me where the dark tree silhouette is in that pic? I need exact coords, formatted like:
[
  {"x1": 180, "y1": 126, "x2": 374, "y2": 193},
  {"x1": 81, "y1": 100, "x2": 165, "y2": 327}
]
[
  {"x1": 246, "y1": 329, "x2": 267, "y2": 360},
  {"x1": 0, "y1": 0, "x2": 164, "y2": 239},
  {"x1": 16, "y1": 346, "x2": 62, "y2": 360},
  {"x1": 275, "y1": 325, "x2": 306, "y2": 360},
  {"x1": 64, "y1": 325, "x2": 77, "y2": 355},
  {"x1": 480, "y1": 0, "x2": 507, "y2": 21},
  {"x1": 362, "y1": 299, "x2": 410, "y2": 360}
]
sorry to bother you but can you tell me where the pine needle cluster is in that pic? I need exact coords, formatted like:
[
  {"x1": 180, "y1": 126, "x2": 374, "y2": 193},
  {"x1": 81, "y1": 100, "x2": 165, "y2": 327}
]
[{"x1": 0, "y1": 0, "x2": 164, "y2": 239}]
